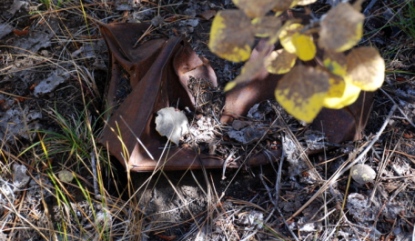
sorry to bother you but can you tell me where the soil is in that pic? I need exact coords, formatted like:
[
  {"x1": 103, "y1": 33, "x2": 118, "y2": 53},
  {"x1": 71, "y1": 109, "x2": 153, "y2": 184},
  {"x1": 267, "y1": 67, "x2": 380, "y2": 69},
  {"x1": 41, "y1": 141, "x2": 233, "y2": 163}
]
[{"x1": 1, "y1": 0, "x2": 415, "y2": 240}]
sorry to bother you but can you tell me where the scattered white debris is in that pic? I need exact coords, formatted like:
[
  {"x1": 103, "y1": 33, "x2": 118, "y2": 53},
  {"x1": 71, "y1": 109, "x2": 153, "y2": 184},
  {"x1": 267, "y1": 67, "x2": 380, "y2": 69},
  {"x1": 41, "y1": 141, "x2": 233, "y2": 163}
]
[{"x1": 34, "y1": 70, "x2": 70, "y2": 97}]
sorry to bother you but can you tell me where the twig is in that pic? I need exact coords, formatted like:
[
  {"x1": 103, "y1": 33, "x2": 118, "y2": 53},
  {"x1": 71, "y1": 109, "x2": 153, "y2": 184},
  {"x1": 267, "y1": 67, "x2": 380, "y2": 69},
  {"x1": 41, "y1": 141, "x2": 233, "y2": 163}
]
[
  {"x1": 259, "y1": 166, "x2": 276, "y2": 206},
  {"x1": 275, "y1": 146, "x2": 285, "y2": 205},
  {"x1": 276, "y1": 207, "x2": 300, "y2": 241},
  {"x1": 222, "y1": 150, "x2": 237, "y2": 180},
  {"x1": 90, "y1": 151, "x2": 101, "y2": 200},
  {"x1": 380, "y1": 88, "x2": 415, "y2": 129}
]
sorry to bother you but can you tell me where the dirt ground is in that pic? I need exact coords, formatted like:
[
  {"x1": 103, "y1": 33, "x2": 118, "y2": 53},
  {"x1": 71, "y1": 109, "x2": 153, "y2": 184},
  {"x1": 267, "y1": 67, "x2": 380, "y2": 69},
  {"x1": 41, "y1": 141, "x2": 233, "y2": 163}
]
[{"x1": 1, "y1": 0, "x2": 415, "y2": 240}]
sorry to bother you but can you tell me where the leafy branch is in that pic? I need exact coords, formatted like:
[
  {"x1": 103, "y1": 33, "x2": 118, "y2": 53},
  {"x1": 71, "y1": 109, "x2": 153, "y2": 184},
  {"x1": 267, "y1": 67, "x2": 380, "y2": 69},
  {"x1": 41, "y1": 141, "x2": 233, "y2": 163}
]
[{"x1": 209, "y1": 0, "x2": 385, "y2": 123}]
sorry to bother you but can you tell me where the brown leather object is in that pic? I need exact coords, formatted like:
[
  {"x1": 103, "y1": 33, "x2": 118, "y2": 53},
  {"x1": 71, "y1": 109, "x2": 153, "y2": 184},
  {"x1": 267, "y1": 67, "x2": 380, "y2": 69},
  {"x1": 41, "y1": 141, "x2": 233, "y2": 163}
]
[
  {"x1": 99, "y1": 22, "x2": 372, "y2": 172},
  {"x1": 98, "y1": 23, "x2": 281, "y2": 171}
]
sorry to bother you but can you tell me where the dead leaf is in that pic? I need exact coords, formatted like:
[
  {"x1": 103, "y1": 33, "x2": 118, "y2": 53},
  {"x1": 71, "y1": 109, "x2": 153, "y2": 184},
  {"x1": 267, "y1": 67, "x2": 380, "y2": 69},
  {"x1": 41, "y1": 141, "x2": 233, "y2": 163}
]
[
  {"x1": 227, "y1": 125, "x2": 267, "y2": 144},
  {"x1": 221, "y1": 41, "x2": 278, "y2": 123},
  {"x1": 34, "y1": 70, "x2": 70, "y2": 97},
  {"x1": 13, "y1": 164, "x2": 30, "y2": 189},
  {"x1": 0, "y1": 23, "x2": 13, "y2": 39}
]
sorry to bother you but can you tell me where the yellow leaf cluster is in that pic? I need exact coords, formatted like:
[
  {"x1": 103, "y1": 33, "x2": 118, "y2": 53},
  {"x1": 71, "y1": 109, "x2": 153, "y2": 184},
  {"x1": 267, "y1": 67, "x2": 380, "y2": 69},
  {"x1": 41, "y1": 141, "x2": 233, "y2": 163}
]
[
  {"x1": 208, "y1": 0, "x2": 386, "y2": 123},
  {"x1": 280, "y1": 23, "x2": 316, "y2": 61},
  {"x1": 323, "y1": 47, "x2": 384, "y2": 109}
]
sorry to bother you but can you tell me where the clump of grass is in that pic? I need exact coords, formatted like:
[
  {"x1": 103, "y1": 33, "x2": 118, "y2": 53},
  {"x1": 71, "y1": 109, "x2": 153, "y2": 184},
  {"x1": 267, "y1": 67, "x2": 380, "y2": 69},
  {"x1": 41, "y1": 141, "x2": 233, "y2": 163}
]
[
  {"x1": 0, "y1": 0, "x2": 149, "y2": 239},
  {"x1": 392, "y1": 0, "x2": 415, "y2": 40},
  {"x1": 12, "y1": 103, "x2": 143, "y2": 240}
]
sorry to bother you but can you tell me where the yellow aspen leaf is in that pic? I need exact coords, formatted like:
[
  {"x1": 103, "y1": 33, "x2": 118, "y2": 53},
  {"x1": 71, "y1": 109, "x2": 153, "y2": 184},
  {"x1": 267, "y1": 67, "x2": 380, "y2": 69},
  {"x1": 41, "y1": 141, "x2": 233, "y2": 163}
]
[
  {"x1": 279, "y1": 23, "x2": 315, "y2": 61},
  {"x1": 224, "y1": 81, "x2": 237, "y2": 91},
  {"x1": 318, "y1": 3, "x2": 364, "y2": 52},
  {"x1": 233, "y1": 0, "x2": 278, "y2": 18},
  {"x1": 208, "y1": 10, "x2": 254, "y2": 62},
  {"x1": 323, "y1": 52, "x2": 347, "y2": 77},
  {"x1": 234, "y1": 45, "x2": 271, "y2": 83},
  {"x1": 266, "y1": 49, "x2": 297, "y2": 74},
  {"x1": 323, "y1": 76, "x2": 361, "y2": 109},
  {"x1": 326, "y1": 74, "x2": 345, "y2": 98},
  {"x1": 291, "y1": 32, "x2": 316, "y2": 61},
  {"x1": 346, "y1": 47, "x2": 385, "y2": 91},
  {"x1": 225, "y1": 41, "x2": 274, "y2": 91},
  {"x1": 275, "y1": 66, "x2": 329, "y2": 123},
  {"x1": 273, "y1": 0, "x2": 298, "y2": 12},
  {"x1": 252, "y1": 16, "x2": 282, "y2": 38},
  {"x1": 279, "y1": 22, "x2": 303, "y2": 54}
]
